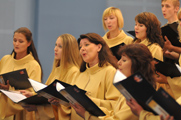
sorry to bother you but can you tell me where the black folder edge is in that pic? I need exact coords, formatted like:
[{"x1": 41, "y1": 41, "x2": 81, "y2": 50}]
[
  {"x1": 146, "y1": 87, "x2": 181, "y2": 119},
  {"x1": 37, "y1": 79, "x2": 69, "y2": 103},
  {"x1": 113, "y1": 71, "x2": 157, "y2": 115},
  {"x1": 114, "y1": 71, "x2": 181, "y2": 118},
  {"x1": 20, "y1": 95, "x2": 49, "y2": 105},
  {"x1": 126, "y1": 30, "x2": 135, "y2": 37},
  {"x1": 0, "y1": 69, "x2": 32, "y2": 89},
  {"x1": 57, "y1": 83, "x2": 106, "y2": 117},
  {"x1": 0, "y1": 89, "x2": 49, "y2": 105},
  {"x1": 161, "y1": 23, "x2": 181, "y2": 47},
  {"x1": 154, "y1": 58, "x2": 181, "y2": 77}
]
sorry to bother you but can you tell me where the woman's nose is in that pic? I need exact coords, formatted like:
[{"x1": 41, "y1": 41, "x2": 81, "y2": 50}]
[
  {"x1": 117, "y1": 60, "x2": 121, "y2": 65},
  {"x1": 14, "y1": 41, "x2": 19, "y2": 45},
  {"x1": 54, "y1": 46, "x2": 58, "y2": 51}
]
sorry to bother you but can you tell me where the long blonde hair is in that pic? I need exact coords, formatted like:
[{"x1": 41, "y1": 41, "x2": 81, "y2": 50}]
[
  {"x1": 178, "y1": 8, "x2": 181, "y2": 42},
  {"x1": 53, "y1": 33, "x2": 81, "y2": 80}
]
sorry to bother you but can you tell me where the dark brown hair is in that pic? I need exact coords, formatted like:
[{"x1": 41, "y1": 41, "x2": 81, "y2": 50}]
[
  {"x1": 12, "y1": 27, "x2": 43, "y2": 78},
  {"x1": 78, "y1": 33, "x2": 118, "y2": 72},
  {"x1": 134, "y1": 12, "x2": 164, "y2": 48},
  {"x1": 118, "y1": 44, "x2": 156, "y2": 88}
]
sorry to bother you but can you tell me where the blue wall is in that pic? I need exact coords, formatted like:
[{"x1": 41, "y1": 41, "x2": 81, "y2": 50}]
[
  {"x1": 36, "y1": 0, "x2": 107, "y2": 82},
  {"x1": 0, "y1": 0, "x2": 174, "y2": 83}
]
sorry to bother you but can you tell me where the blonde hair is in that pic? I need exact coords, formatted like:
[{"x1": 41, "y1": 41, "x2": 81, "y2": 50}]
[
  {"x1": 161, "y1": 0, "x2": 180, "y2": 8},
  {"x1": 102, "y1": 7, "x2": 124, "y2": 31},
  {"x1": 53, "y1": 33, "x2": 81, "y2": 80},
  {"x1": 178, "y1": 8, "x2": 181, "y2": 41}
]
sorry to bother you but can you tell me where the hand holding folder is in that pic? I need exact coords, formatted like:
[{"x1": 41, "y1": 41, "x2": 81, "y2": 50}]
[
  {"x1": 161, "y1": 22, "x2": 181, "y2": 47},
  {"x1": 0, "y1": 69, "x2": 31, "y2": 89},
  {"x1": 154, "y1": 58, "x2": 181, "y2": 78},
  {"x1": 28, "y1": 79, "x2": 106, "y2": 116},
  {"x1": 55, "y1": 80, "x2": 105, "y2": 117},
  {"x1": 0, "y1": 89, "x2": 49, "y2": 105},
  {"x1": 113, "y1": 70, "x2": 181, "y2": 119},
  {"x1": 28, "y1": 79, "x2": 69, "y2": 106},
  {"x1": 0, "y1": 69, "x2": 49, "y2": 105}
]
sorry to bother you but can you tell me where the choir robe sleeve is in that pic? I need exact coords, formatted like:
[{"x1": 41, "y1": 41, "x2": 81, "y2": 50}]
[
  {"x1": 89, "y1": 89, "x2": 119, "y2": 111},
  {"x1": 84, "y1": 96, "x2": 138, "y2": 120},
  {"x1": 149, "y1": 44, "x2": 163, "y2": 62},
  {"x1": 167, "y1": 56, "x2": 181, "y2": 100},
  {"x1": 69, "y1": 64, "x2": 124, "y2": 120},
  {"x1": 0, "y1": 62, "x2": 42, "y2": 119},
  {"x1": 27, "y1": 63, "x2": 42, "y2": 83},
  {"x1": 88, "y1": 68, "x2": 120, "y2": 110},
  {"x1": 35, "y1": 104, "x2": 55, "y2": 120},
  {"x1": 176, "y1": 96, "x2": 181, "y2": 104},
  {"x1": 139, "y1": 110, "x2": 160, "y2": 120},
  {"x1": 37, "y1": 66, "x2": 79, "y2": 120},
  {"x1": 167, "y1": 76, "x2": 181, "y2": 99}
]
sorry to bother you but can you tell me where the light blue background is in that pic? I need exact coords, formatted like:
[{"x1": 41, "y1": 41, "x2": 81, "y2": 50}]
[{"x1": 0, "y1": 0, "x2": 170, "y2": 83}]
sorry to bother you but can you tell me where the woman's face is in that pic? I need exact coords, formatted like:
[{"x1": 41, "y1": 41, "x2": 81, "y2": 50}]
[
  {"x1": 54, "y1": 37, "x2": 63, "y2": 60},
  {"x1": 13, "y1": 33, "x2": 31, "y2": 55},
  {"x1": 104, "y1": 14, "x2": 119, "y2": 32},
  {"x1": 117, "y1": 54, "x2": 132, "y2": 77},
  {"x1": 135, "y1": 21, "x2": 147, "y2": 41},
  {"x1": 79, "y1": 38, "x2": 102, "y2": 67}
]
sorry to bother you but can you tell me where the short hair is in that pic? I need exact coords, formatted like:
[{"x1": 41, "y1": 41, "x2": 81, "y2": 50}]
[
  {"x1": 134, "y1": 12, "x2": 164, "y2": 48},
  {"x1": 118, "y1": 44, "x2": 156, "y2": 88},
  {"x1": 102, "y1": 7, "x2": 124, "y2": 31},
  {"x1": 161, "y1": 0, "x2": 180, "y2": 8},
  {"x1": 78, "y1": 33, "x2": 118, "y2": 72}
]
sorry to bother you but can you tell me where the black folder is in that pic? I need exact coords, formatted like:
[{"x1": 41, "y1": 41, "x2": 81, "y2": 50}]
[
  {"x1": 114, "y1": 71, "x2": 157, "y2": 115},
  {"x1": 110, "y1": 42, "x2": 125, "y2": 60},
  {"x1": 127, "y1": 30, "x2": 135, "y2": 37},
  {"x1": 161, "y1": 22, "x2": 181, "y2": 47},
  {"x1": 154, "y1": 58, "x2": 181, "y2": 77},
  {"x1": 0, "y1": 89, "x2": 49, "y2": 105},
  {"x1": 36, "y1": 80, "x2": 69, "y2": 105},
  {"x1": 114, "y1": 71, "x2": 181, "y2": 119},
  {"x1": 56, "y1": 80, "x2": 106, "y2": 117},
  {"x1": 0, "y1": 69, "x2": 31, "y2": 89},
  {"x1": 20, "y1": 95, "x2": 49, "y2": 105},
  {"x1": 147, "y1": 87, "x2": 181, "y2": 120},
  {"x1": 29, "y1": 79, "x2": 106, "y2": 116}
]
